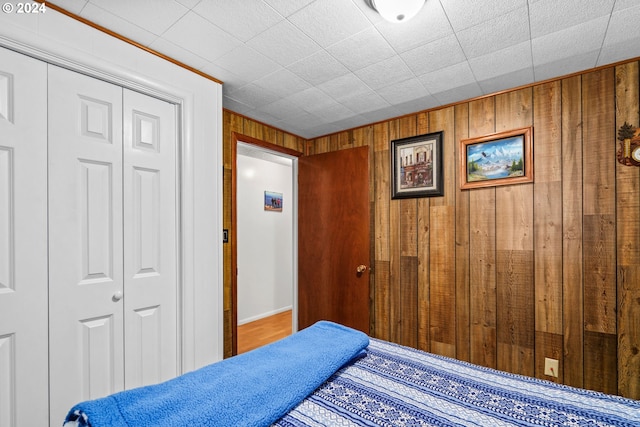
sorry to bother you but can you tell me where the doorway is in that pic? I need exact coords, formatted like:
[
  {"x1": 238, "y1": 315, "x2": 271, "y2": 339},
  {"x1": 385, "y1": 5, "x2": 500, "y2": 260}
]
[{"x1": 232, "y1": 134, "x2": 301, "y2": 354}]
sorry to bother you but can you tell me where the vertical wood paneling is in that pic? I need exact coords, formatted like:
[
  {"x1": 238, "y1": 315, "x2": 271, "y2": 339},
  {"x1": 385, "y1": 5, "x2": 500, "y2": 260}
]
[
  {"x1": 454, "y1": 103, "x2": 471, "y2": 362},
  {"x1": 373, "y1": 122, "x2": 391, "y2": 340},
  {"x1": 582, "y1": 69, "x2": 617, "y2": 395},
  {"x1": 397, "y1": 116, "x2": 419, "y2": 347},
  {"x1": 428, "y1": 107, "x2": 456, "y2": 358},
  {"x1": 495, "y1": 89, "x2": 534, "y2": 376},
  {"x1": 561, "y1": 75, "x2": 585, "y2": 389},
  {"x1": 388, "y1": 119, "x2": 402, "y2": 343},
  {"x1": 615, "y1": 61, "x2": 640, "y2": 399},
  {"x1": 468, "y1": 97, "x2": 497, "y2": 368},
  {"x1": 417, "y1": 113, "x2": 430, "y2": 351},
  {"x1": 533, "y1": 81, "x2": 564, "y2": 381}
]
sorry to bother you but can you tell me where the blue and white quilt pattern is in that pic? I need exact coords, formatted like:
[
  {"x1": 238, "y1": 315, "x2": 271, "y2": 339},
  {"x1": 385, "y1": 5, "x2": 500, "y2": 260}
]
[{"x1": 275, "y1": 339, "x2": 640, "y2": 426}]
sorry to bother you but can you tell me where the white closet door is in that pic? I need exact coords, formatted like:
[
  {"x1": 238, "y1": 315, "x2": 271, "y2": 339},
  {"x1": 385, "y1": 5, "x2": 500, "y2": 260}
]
[
  {"x1": 0, "y1": 47, "x2": 48, "y2": 427},
  {"x1": 123, "y1": 89, "x2": 178, "y2": 389},
  {"x1": 48, "y1": 65, "x2": 125, "y2": 425}
]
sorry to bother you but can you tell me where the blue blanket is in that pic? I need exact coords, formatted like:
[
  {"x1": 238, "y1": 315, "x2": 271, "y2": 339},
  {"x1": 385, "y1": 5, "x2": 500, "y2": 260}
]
[{"x1": 63, "y1": 321, "x2": 369, "y2": 427}]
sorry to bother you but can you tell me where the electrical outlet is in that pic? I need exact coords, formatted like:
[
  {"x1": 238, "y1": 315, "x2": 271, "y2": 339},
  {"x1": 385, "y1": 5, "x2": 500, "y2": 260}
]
[{"x1": 544, "y1": 357, "x2": 559, "y2": 378}]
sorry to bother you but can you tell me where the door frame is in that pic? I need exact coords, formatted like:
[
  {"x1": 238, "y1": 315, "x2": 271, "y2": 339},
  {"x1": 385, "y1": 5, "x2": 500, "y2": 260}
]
[
  {"x1": 0, "y1": 21, "x2": 224, "y2": 373},
  {"x1": 231, "y1": 132, "x2": 302, "y2": 355}
]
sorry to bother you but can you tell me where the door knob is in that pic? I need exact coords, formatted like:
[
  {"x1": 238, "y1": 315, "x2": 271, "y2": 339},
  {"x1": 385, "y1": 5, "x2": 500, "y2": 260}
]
[
  {"x1": 356, "y1": 265, "x2": 367, "y2": 273},
  {"x1": 112, "y1": 290, "x2": 123, "y2": 302}
]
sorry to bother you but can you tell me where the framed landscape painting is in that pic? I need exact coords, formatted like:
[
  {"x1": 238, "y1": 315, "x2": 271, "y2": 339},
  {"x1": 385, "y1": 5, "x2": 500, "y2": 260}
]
[{"x1": 459, "y1": 127, "x2": 533, "y2": 190}]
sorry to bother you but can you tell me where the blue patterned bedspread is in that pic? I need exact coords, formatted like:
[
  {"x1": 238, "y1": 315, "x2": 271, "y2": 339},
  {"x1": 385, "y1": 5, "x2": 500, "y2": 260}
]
[{"x1": 274, "y1": 339, "x2": 640, "y2": 426}]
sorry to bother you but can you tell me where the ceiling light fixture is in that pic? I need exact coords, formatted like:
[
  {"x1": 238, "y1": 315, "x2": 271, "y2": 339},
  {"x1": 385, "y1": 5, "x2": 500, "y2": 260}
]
[{"x1": 369, "y1": 0, "x2": 425, "y2": 24}]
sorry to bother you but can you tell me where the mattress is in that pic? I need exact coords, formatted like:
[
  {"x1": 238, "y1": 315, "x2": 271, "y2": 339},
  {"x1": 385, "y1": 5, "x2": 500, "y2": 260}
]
[{"x1": 275, "y1": 338, "x2": 640, "y2": 427}]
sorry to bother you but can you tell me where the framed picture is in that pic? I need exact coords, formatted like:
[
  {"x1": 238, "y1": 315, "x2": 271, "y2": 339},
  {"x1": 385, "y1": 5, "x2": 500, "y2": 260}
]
[
  {"x1": 459, "y1": 126, "x2": 533, "y2": 190},
  {"x1": 391, "y1": 131, "x2": 444, "y2": 199},
  {"x1": 264, "y1": 191, "x2": 283, "y2": 212}
]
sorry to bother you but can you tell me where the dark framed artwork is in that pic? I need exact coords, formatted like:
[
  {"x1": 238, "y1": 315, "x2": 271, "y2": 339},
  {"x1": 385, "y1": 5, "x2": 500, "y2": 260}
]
[
  {"x1": 459, "y1": 126, "x2": 533, "y2": 190},
  {"x1": 391, "y1": 131, "x2": 444, "y2": 199}
]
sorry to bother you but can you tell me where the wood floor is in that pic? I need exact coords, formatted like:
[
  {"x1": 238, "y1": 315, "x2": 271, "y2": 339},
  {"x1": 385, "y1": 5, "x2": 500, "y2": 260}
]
[{"x1": 237, "y1": 310, "x2": 292, "y2": 354}]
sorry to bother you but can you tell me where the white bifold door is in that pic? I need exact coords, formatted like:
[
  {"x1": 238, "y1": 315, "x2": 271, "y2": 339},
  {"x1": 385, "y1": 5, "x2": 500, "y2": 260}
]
[
  {"x1": 47, "y1": 65, "x2": 179, "y2": 425},
  {"x1": 0, "y1": 46, "x2": 49, "y2": 427}
]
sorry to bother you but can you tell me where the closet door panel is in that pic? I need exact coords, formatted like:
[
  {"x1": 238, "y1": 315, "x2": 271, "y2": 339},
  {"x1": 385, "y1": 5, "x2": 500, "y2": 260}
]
[
  {"x1": 48, "y1": 65, "x2": 125, "y2": 425},
  {"x1": 0, "y1": 46, "x2": 48, "y2": 427},
  {"x1": 123, "y1": 89, "x2": 178, "y2": 389}
]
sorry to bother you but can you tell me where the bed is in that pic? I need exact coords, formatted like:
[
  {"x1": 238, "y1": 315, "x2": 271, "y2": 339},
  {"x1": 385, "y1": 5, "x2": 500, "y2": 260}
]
[{"x1": 64, "y1": 321, "x2": 640, "y2": 427}]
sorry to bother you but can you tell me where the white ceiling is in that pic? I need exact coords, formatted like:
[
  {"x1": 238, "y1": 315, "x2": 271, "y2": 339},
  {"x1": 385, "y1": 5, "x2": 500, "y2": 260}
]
[{"x1": 52, "y1": 0, "x2": 640, "y2": 138}]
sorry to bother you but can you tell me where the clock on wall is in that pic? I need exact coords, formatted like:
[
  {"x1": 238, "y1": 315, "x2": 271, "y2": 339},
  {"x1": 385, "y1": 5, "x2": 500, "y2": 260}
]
[{"x1": 631, "y1": 144, "x2": 640, "y2": 165}]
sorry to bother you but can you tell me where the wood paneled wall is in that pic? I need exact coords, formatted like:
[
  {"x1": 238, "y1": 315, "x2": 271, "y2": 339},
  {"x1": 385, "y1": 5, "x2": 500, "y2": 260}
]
[
  {"x1": 221, "y1": 61, "x2": 640, "y2": 399},
  {"x1": 307, "y1": 62, "x2": 640, "y2": 399}
]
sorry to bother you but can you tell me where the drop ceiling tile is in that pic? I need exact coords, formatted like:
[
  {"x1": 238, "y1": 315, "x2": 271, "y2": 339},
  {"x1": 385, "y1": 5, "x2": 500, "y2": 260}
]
[
  {"x1": 312, "y1": 102, "x2": 356, "y2": 122},
  {"x1": 50, "y1": 0, "x2": 88, "y2": 14},
  {"x1": 222, "y1": 95, "x2": 254, "y2": 115},
  {"x1": 304, "y1": 122, "x2": 344, "y2": 138},
  {"x1": 253, "y1": 68, "x2": 311, "y2": 98},
  {"x1": 477, "y1": 67, "x2": 534, "y2": 95},
  {"x1": 288, "y1": 0, "x2": 371, "y2": 48},
  {"x1": 79, "y1": 3, "x2": 158, "y2": 46},
  {"x1": 400, "y1": 34, "x2": 466, "y2": 76},
  {"x1": 601, "y1": 4, "x2": 640, "y2": 63},
  {"x1": 394, "y1": 96, "x2": 439, "y2": 115},
  {"x1": 193, "y1": 0, "x2": 283, "y2": 42},
  {"x1": 360, "y1": 106, "x2": 403, "y2": 124},
  {"x1": 287, "y1": 50, "x2": 350, "y2": 85},
  {"x1": 432, "y1": 82, "x2": 482, "y2": 105},
  {"x1": 439, "y1": 0, "x2": 526, "y2": 31},
  {"x1": 285, "y1": 87, "x2": 338, "y2": 111},
  {"x1": 331, "y1": 114, "x2": 372, "y2": 131},
  {"x1": 376, "y1": 0, "x2": 454, "y2": 54},
  {"x1": 533, "y1": 51, "x2": 600, "y2": 81},
  {"x1": 89, "y1": 0, "x2": 189, "y2": 35},
  {"x1": 163, "y1": 12, "x2": 242, "y2": 62},
  {"x1": 468, "y1": 41, "x2": 532, "y2": 81},
  {"x1": 175, "y1": 0, "x2": 201, "y2": 9},
  {"x1": 256, "y1": 98, "x2": 305, "y2": 121},
  {"x1": 529, "y1": 0, "x2": 615, "y2": 38},
  {"x1": 355, "y1": 55, "x2": 414, "y2": 90},
  {"x1": 419, "y1": 61, "x2": 476, "y2": 94},
  {"x1": 262, "y1": 0, "x2": 316, "y2": 17},
  {"x1": 215, "y1": 45, "x2": 281, "y2": 82},
  {"x1": 340, "y1": 91, "x2": 391, "y2": 114},
  {"x1": 326, "y1": 27, "x2": 396, "y2": 72},
  {"x1": 224, "y1": 83, "x2": 280, "y2": 109},
  {"x1": 457, "y1": 6, "x2": 529, "y2": 59},
  {"x1": 532, "y1": 16, "x2": 608, "y2": 67},
  {"x1": 247, "y1": 20, "x2": 321, "y2": 67},
  {"x1": 614, "y1": 0, "x2": 640, "y2": 11},
  {"x1": 376, "y1": 78, "x2": 430, "y2": 105},
  {"x1": 149, "y1": 37, "x2": 209, "y2": 70},
  {"x1": 317, "y1": 73, "x2": 372, "y2": 102},
  {"x1": 201, "y1": 62, "x2": 250, "y2": 90}
]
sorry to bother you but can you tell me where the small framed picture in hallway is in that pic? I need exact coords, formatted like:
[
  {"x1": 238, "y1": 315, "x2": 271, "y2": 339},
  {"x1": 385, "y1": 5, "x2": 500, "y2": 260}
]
[{"x1": 264, "y1": 191, "x2": 283, "y2": 212}]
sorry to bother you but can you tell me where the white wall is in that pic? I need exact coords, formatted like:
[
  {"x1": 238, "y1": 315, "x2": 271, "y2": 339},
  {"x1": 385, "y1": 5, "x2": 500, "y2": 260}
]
[{"x1": 237, "y1": 146, "x2": 293, "y2": 324}]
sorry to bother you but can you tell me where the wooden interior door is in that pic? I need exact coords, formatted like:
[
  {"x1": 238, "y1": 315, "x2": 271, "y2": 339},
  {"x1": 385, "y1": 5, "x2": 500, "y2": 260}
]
[{"x1": 298, "y1": 146, "x2": 370, "y2": 333}]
